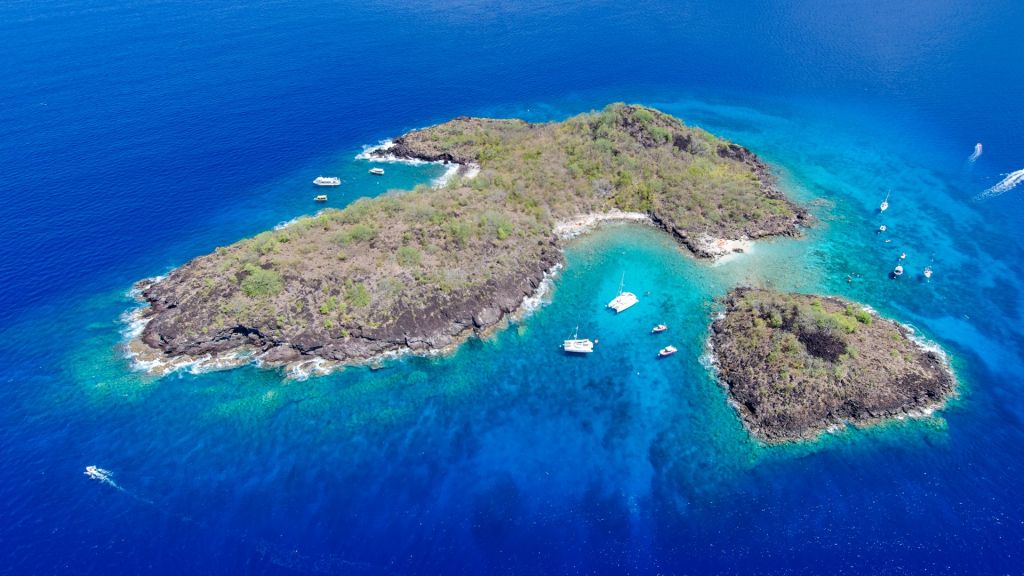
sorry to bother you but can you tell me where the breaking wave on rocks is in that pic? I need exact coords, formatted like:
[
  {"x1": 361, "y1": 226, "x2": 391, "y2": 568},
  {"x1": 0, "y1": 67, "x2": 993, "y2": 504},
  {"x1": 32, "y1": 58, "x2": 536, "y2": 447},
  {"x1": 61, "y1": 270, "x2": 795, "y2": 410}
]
[{"x1": 356, "y1": 140, "x2": 479, "y2": 189}]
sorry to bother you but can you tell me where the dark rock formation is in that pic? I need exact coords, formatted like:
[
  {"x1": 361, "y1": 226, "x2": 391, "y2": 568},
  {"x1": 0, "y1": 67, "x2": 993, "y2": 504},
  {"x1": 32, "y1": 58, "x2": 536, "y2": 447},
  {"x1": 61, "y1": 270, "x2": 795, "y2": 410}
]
[{"x1": 710, "y1": 288, "x2": 955, "y2": 442}]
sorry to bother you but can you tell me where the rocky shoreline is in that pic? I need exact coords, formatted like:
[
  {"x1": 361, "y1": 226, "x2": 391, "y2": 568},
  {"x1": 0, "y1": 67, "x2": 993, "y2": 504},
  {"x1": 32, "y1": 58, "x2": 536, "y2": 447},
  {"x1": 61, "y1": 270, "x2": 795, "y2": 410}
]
[
  {"x1": 129, "y1": 104, "x2": 809, "y2": 375},
  {"x1": 709, "y1": 288, "x2": 955, "y2": 443}
]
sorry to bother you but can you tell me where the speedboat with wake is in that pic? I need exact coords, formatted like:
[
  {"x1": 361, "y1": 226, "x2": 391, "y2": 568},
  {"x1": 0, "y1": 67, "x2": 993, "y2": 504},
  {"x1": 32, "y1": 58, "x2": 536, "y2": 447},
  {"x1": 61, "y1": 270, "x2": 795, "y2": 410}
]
[{"x1": 84, "y1": 465, "x2": 117, "y2": 488}]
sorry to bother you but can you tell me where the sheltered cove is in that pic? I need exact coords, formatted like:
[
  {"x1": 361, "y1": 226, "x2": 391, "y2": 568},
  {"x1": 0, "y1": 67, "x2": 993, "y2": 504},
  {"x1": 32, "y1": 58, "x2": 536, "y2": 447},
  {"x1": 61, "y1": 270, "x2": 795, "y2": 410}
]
[
  {"x1": 128, "y1": 103, "x2": 953, "y2": 438},
  {"x1": 134, "y1": 104, "x2": 806, "y2": 366}
]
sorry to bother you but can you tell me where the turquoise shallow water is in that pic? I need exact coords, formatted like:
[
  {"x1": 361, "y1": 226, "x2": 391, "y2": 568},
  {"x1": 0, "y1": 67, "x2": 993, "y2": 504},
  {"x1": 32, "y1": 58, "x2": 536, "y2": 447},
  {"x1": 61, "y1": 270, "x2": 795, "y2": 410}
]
[
  {"x1": 4, "y1": 91, "x2": 1023, "y2": 573},
  {"x1": 3, "y1": 1, "x2": 1024, "y2": 570}
]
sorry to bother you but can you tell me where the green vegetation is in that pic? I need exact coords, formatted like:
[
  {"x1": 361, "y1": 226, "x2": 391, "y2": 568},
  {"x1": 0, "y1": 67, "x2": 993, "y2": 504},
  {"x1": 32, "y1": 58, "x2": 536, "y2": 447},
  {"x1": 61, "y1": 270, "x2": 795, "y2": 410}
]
[
  {"x1": 141, "y1": 104, "x2": 804, "y2": 363},
  {"x1": 396, "y1": 246, "x2": 422, "y2": 267},
  {"x1": 711, "y1": 288, "x2": 954, "y2": 442},
  {"x1": 240, "y1": 265, "x2": 283, "y2": 298}
]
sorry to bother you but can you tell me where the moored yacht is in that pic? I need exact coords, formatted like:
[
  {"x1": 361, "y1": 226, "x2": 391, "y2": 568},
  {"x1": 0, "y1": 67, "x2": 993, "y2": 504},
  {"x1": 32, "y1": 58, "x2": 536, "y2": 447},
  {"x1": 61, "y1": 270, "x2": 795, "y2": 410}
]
[
  {"x1": 651, "y1": 324, "x2": 668, "y2": 333},
  {"x1": 923, "y1": 266, "x2": 933, "y2": 279},
  {"x1": 369, "y1": 167, "x2": 385, "y2": 175},
  {"x1": 879, "y1": 192, "x2": 890, "y2": 212},
  {"x1": 607, "y1": 273, "x2": 638, "y2": 313},
  {"x1": 314, "y1": 194, "x2": 328, "y2": 202},
  {"x1": 313, "y1": 176, "x2": 341, "y2": 186},
  {"x1": 893, "y1": 264, "x2": 904, "y2": 277},
  {"x1": 562, "y1": 325, "x2": 594, "y2": 354},
  {"x1": 658, "y1": 345, "x2": 678, "y2": 358}
]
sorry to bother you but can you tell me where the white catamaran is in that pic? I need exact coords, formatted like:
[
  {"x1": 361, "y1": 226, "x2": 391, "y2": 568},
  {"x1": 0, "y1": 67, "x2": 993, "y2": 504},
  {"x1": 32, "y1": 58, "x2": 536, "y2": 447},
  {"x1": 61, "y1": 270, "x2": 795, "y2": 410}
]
[
  {"x1": 562, "y1": 325, "x2": 594, "y2": 354},
  {"x1": 607, "y1": 273, "x2": 638, "y2": 313}
]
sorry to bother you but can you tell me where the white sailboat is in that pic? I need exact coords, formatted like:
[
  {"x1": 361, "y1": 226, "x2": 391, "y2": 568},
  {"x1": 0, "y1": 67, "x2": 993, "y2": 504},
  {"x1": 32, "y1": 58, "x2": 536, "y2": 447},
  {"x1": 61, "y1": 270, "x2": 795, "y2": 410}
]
[
  {"x1": 879, "y1": 192, "x2": 890, "y2": 212},
  {"x1": 607, "y1": 273, "x2": 638, "y2": 313},
  {"x1": 562, "y1": 325, "x2": 594, "y2": 354}
]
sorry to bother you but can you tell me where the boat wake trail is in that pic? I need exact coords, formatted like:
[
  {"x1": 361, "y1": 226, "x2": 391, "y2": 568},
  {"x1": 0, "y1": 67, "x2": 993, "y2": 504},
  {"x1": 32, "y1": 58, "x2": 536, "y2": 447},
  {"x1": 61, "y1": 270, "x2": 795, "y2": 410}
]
[
  {"x1": 975, "y1": 168, "x2": 1024, "y2": 200},
  {"x1": 84, "y1": 465, "x2": 154, "y2": 505},
  {"x1": 968, "y1": 142, "x2": 983, "y2": 162}
]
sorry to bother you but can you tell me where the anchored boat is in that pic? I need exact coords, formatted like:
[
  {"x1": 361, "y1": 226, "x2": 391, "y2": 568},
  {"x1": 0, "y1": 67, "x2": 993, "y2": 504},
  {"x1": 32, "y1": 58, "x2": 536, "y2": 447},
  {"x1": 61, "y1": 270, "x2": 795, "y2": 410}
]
[
  {"x1": 879, "y1": 192, "x2": 889, "y2": 212},
  {"x1": 562, "y1": 325, "x2": 594, "y2": 354},
  {"x1": 314, "y1": 194, "x2": 328, "y2": 202},
  {"x1": 313, "y1": 176, "x2": 341, "y2": 186},
  {"x1": 369, "y1": 167, "x2": 385, "y2": 175},
  {"x1": 658, "y1": 345, "x2": 678, "y2": 358},
  {"x1": 651, "y1": 324, "x2": 668, "y2": 333},
  {"x1": 607, "y1": 273, "x2": 638, "y2": 313}
]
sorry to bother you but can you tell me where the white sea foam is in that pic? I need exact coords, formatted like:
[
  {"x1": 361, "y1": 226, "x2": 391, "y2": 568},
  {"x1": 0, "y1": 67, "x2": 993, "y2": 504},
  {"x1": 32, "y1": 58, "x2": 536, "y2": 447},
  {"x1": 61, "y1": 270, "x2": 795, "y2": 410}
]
[
  {"x1": 975, "y1": 168, "x2": 1024, "y2": 200},
  {"x1": 431, "y1": 163, "x2": 462, "y2": 187},
  {"x1": 514, "y1": 263, "x2": 562, "y2": 320},
  {"x1": 354, "y1": 140, "x2": 396, "y2": 161},
  {"x1": 285, "y1": 357, "x2": 339, "y2": 381},
  {"x1": 356, "y1": 140, "x2": 480, "y2": 189},
  {"x1": 125, "y1": 275, "x2": 164, "y2": 300}
]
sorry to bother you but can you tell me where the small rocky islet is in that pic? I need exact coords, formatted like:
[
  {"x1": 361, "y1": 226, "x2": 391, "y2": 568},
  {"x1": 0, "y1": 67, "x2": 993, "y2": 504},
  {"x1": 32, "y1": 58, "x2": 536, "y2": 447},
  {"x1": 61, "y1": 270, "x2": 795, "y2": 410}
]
[
  {"x1": 130, "y1": 103, "x2": 954, "y2": 442},
  {"x1": 710, "y1": 288, "x2": 955, "y2": 442}
]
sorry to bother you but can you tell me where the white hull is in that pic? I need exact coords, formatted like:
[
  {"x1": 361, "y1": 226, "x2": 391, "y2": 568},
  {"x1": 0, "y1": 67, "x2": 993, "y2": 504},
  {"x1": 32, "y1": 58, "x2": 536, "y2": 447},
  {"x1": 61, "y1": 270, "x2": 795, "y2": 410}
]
[
  {"x1": 562, "y1": 339, "x2": 594, "y2": 354},
  {"x1": 607, "y1": 292, "x2": 638, "y2": 313}
]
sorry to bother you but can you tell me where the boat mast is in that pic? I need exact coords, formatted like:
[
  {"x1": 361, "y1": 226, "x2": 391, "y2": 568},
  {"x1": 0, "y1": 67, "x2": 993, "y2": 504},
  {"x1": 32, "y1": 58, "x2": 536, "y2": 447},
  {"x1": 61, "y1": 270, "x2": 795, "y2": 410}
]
[{"x1": 618, "y1": 272, "x2": 625, "y2": 295}]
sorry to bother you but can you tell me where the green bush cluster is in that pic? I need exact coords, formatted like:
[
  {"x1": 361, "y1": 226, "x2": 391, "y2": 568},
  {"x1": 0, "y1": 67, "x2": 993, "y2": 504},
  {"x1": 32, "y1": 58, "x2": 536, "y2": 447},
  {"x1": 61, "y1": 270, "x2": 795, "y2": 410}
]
[{"x1": 240, "y1": 264, "x2": 283, "y2": 298}]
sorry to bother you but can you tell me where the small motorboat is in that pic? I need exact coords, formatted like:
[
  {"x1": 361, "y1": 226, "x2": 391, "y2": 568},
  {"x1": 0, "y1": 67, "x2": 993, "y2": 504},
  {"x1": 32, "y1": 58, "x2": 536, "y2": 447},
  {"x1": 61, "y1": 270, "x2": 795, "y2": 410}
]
[
  {"x1": 658, "y1": 345, "x2": 678, "y2": 358},
  {"x1": 314, "y1": 194, "x2": 328, "y2": 202},
  {"x1": 313, "y1": 176, "x2": 341, "y2": 186},
  {"x1": 900, "y1": 252, "x2": 907, "y2": 260},
  {"x1": 369, "y1": 167, "x2": 385, "y2": 175},
  {"x1": 878, "y1": 225, "x2": 887, "y2": 233},
  {"x1": 923, "y1": 266, "x2": 933, "y2": 279},
  {"x1": 893, "y1": 264, "x2": 904, "y2": 277},
  {"x1": 651, "y1": 324, "x2": 668, "y2": 334},
  {"x1": 879, "y1": 192, "x2": 890, "y2": 212}
]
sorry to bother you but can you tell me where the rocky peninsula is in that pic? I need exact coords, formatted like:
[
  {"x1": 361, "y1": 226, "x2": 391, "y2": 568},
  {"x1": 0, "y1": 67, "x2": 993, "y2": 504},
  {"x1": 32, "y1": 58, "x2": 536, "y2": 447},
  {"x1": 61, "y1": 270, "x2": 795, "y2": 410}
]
[
  {"x1": 710, "y1": 288, "x2": 955, "y2": 442},
  {"x1": 133, "y1": 104, "x2": 807, "y2": 370}
]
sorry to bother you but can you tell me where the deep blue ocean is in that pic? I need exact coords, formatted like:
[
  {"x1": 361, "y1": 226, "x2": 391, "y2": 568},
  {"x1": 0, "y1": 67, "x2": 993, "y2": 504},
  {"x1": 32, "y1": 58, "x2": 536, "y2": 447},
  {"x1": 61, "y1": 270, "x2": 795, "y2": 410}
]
[{"x1": 2, "y1": 1, "x2": 1024, "y2": 574}]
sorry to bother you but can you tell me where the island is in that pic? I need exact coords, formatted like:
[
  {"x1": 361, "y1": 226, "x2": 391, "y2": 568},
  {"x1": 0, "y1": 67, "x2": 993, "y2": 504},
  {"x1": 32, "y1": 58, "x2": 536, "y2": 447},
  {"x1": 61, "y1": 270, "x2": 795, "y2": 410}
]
[
  {"x1": 709, "y1": 288, "x2": 955, "y2": 442},
  {"x1": 131, "y1": 104, "x2": 808, "y2": 369}
]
